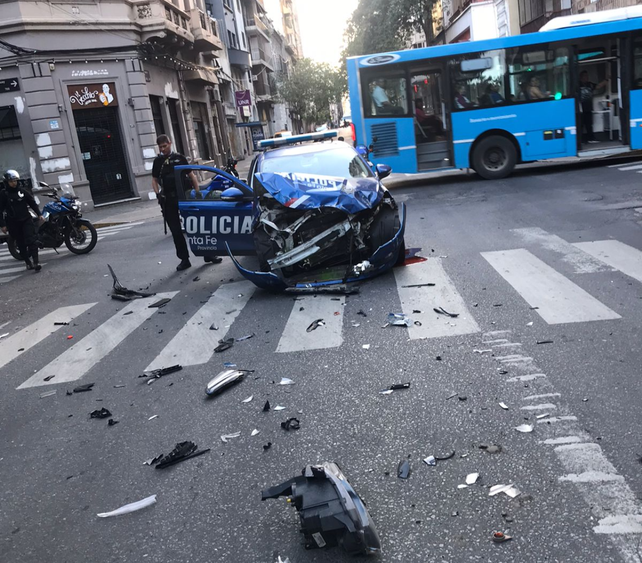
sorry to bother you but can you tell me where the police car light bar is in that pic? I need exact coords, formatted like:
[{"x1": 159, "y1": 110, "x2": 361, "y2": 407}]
[{"x1": 258, "y1": 131, "x2": 338, "y2": 149}]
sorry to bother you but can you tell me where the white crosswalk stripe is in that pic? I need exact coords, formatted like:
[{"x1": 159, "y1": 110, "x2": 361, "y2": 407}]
[
  {"x1": 145, "y1": 281, "x2": 255, "y2": 370},
  {"x1": 482, "y1": 248, "x2": 621, "y2": 324},
  {"x1": 394, "y1": 258, "x2": 480, "y2": 339},
  {"x1": 0, "y1": 275, "x2": 21, "y2": 284},
  {"x1": 573, "y1": 240, "x2": 642, "y2": 284},
  {"x1": 0, "y1": 303, "x2": 97, "y2": 371},
  {"x1": 276, "y1": 294, "x2": 346, "y2": 353},
  {"x1": 18, "y1": 292, "x2": 178, "y2": 389},
  {"x1": 0, "y1": 263, "x2": 47, "y2": 275},
  {"x1": 6, "y1": 233, "x2": 642, "y2": 390}
]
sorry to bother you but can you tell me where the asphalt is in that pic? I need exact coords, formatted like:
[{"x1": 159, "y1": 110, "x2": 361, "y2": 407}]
[{"x1": 1, "y1": 156, "x2": 642, "y2": 563}]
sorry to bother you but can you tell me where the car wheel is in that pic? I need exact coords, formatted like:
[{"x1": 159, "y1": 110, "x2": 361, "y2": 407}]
[
  {"x1": 472, "y1": 136, "x2": 516, "y2": 180},
  {"x1": 396, "y1": 239, "x2": 406, "y2": 266}
]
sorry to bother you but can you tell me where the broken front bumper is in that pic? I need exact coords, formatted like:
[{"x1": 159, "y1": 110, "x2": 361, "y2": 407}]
[{"x1": 227, "y1": 203, "x2": 406, "y2": 291}]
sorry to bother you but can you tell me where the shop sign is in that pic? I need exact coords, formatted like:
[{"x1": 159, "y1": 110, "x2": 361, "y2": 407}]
[
  {"x1": 71, "y1": 69, "x2": 109, "y2": 78},
  {"x1": 67, "y1": 82, "x2": 118, "y2": 110},
  {"x1": 235, "y1": 90, "x2": 251, "y2": 107}
]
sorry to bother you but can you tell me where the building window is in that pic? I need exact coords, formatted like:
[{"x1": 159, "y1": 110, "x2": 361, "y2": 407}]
[
  {"x1": 449, "y1": 50, "x2": 506, "y2": 110},
  {"x1": 519, "y1": 0, "x2": 546, "y2": 26},
  {"x1": 149, "y1": 95, "x2": 166, "y2": 136},
  {"x1": 362, "y1": 72, "x2": 409, "y2": 117},
  {"x1": 167, "y1": 100, "x2": 185, "y2": 155},
  {"x1": 0, "y1": 105, "x2": 21, "y2": 141},
  {"x1": 192, "y1": 102, "x2": 212, "y2": 161}
]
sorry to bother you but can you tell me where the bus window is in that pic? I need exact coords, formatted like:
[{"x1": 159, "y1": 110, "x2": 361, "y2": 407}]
[
  {"x1": 634, "y1": 39, "x2": 642, "y2": 90},
  {"x1": 362, "y1": 73, "x2": 408, "y2": 117},
  {"x1": 449, "y1": 50, "x2": 506, "y2": 110},
  {"x1": 506, "y1": 47, "x2": 570, "y2": 101}
]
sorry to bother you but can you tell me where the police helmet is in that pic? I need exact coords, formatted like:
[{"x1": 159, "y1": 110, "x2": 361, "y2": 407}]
[{"x1": 3, "y1": 170, "x2": 20, "y2": 182}]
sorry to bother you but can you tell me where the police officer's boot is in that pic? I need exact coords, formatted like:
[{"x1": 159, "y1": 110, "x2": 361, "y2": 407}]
[
  {"x1": 32, "y1": 251, "x2": 42, "y2": 273},
  {"x1": 25, "y1": 257, "x2": 34, "y2": 270}
]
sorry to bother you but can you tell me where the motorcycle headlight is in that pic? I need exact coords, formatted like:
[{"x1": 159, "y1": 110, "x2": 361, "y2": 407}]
[
  {"x1": 42, "y1": 210, "x2": 50, "y2": 220},
  {"x1": 72, "y1": 202, "x2": 80, "y2": 211}
]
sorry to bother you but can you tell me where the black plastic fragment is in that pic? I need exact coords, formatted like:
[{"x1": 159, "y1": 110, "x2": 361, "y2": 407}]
[
  {"x1": 43, "y1": 375, "x2": 55, "y2": 382},
  {"x1": 433, "y1": 306, "x2": 459, "y2": 318},
  {"x1": 403, "y1": 283, "x2": 435, "y2": 288},
  {"x1": 140, "y1": 364, "x2": 182, "y2": 383},
  {"x1": 73, "y1": 383, "x2": 94, "y2": 393},
  {"x1": 388, "y1": 382, "x2": 411, "y2": 391},
  {"x1": 148, "y1": 298, "x2": 171, "y2": 309},
  {"x1": 54, "y1": 322, "x2": 69, "y2": 326},
  {"x1": 155, "y1": 441, "x2": 210, "y2": 469},
  {"x1": 281, "y1": 418, "x2": 300, "y2": 431},
  {"x1": 90, "y1": 408, "x2": 112, "y2": 419},
  {"x1": 214, "y1": 338, "x2": 234, "y2": 353},
  {"x1": 435, "y1": 450, "x2": 456, "y2": 461},
  {"x1": 263, "y1": 442, "x2": 272, "y2": 451},
  {"x1": 263, "y1": 400, "x2": 271, "y2": 412},
  {"x1": 397, "y1": 459, "x2": 411, "y2": 479},
  {"x1": 357, "y1": 309, "x2": 367, "y2": 317},
  {"x1": 209, "y1": 323, "x2": 218, "y2": 330},
  {"x1": 306, "y1": 319, "x2": 324, "y2": 333},
  {"x1": 235, "y1": 334, "x2": 255, "y2": 342},
  {"x1": 108, "y1": 265, "x2": 154, "y2": 300},
  {"x1": 108, "y1": 419, "x2": 119, "y2": 426},
  {"x1": 536, "y1": 340, "x2": 554, "y2": 345}
]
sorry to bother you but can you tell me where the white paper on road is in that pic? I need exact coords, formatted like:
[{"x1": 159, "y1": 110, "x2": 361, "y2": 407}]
[
  {"x1": 0, "y1": 303, "x2": 96, "y2": 371},
  {"x1": 276, "y1": 295, "x2": 345, "y2": 353},
  {"x1": 394, "y1": 258, "x2": 480, "y2": 339},
  {"x1": 482, "y1": 249, "x2": 620, "y2": 325},
  {"x1": 18, "y1": 293, "x2": 178, "y2": 389},
  {"x1": 145, "y1": 281, "x2": 255, "y2": 371},
  {"x1": 573, "y1": 240, "x2": 642, "y2": 284}
]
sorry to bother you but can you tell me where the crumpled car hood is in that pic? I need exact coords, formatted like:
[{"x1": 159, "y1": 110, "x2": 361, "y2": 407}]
[{"x1": 255, "y1": 172, "x2": 383, "y2": 214}]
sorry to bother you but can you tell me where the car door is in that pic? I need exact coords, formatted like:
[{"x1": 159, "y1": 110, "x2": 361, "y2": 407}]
[{"x1": 176, "y1": 165, "x2": 255, "y2": 257}]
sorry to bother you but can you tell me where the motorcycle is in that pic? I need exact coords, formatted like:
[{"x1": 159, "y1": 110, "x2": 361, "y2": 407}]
[
  {"x1": 187, "y1": 155, "x2": 240, "y2": 200},
  {"x1": 6, "y1": 181, "x2": 97, "y2": 260},
  {"x1": 225, "y1": 155, "x2": 239, "y2": 178}
]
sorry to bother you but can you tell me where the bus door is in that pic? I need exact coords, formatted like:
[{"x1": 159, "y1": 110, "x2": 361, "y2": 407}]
[{"x1": 409, "y1": 68, "x2": 452, "y2": 172}]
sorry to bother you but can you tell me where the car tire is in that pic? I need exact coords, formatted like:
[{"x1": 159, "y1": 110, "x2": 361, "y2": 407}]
[
  {"x1": 396, "y1": 239, "x2": 406, "y2": 266},
  {"x1": 471, "y1": 136, "x2": 517, "y2": 180}
]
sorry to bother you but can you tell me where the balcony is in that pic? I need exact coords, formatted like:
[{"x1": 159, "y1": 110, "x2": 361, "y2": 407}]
[
  {"x1": 228, "y1": 47, "x2": 252, "y2": 68},
  {"x1": 183, "y1": 67, "x2": 218, "y2": 84},
  {"x1": 190, "y1": 7, "x2": 223, "y2": 51},
  {"x1": 134, "y1": 0, "x2": 195, "y2": 45},
  {"x1": 223, "y1": 102, "x2": 237, "y2": 118},
  {"x1": 251, "y1": 47, "x2": 274, "y2": 71},
  {"x1": 245, "y1": 16, "x2": 270, "y2": 40}
]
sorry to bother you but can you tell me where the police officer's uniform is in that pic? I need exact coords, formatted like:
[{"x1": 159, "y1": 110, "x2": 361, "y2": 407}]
[
  {"x1": 151, "y1": 152, "x2": 191, "y2": 267},
  {"x1": 0, "y1": 171, "x2": 42, "y2": 271}
]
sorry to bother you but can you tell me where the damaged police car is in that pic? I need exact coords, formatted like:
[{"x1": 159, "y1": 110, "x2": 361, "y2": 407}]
[{"x1": 177, "y1": 131, "x2": 405, "y2": 291}]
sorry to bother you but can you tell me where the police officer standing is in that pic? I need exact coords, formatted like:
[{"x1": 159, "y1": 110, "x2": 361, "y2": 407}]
[
  {"x1": 0, "y1": 170, "x2": 44, "y2": 272},
  {"x1": 151, "y1": 135, "x2": 201, "y2": 271}
]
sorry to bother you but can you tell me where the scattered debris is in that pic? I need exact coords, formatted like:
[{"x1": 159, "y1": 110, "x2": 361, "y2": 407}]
[
  {"x1": 526, "y1": 322, "x2": 533, "y2": 327},
  {"x1": 446, "y1": 392, "x2": 458, "y2": 400},
  {"x1": 380, "y1": 382, "x2": 410, "y2": 394},
  {"x1": 274, "y1": 405, "x2": 286, "y2": 411},
  {"x1": 140, "y1": 364, "x2": 182, "y2": 385},
  {"x1": 206, "y1": 369, "x2": 251, "y2": 396},
  {"x1": 436, "y1": 355, "x2": 442, "y2": 361},
  {"x1": 262, "y1": 462, "x2": 381, "y2": 555},
  {"x1": 279, "y1": 377, "x2": 295, "y2": 386},
  {"x1": 209, "y1": 324, "x2": 218, "y2": 331},
  {"x1": 489, "y1": 484, "x2": 521, "y2": 498},
  {"x1": 498, "y1": 369, "x2": 509, "y2": 375},
  {"x1": 143, "y1": 455, "x2": 163, "y2": 466},
  {"x1": 514, "y1": 424, "x2": 534, "y2": 433},
  {"x1": 97, "y1": 494, "x2": 157, "y2": 518},
  {"x1": 67, "y1": 335, "x2": 73, "y2": 340},
  {"x1": 251, "y1": 429, "x2": 260, "y2": 436},
  {"x1": 536, "y1": 340, "x2": 554, "y2": 345},
  {"x1": 235, "y1": 333, "x2": 255, "y2": 342},
  {"x1": 0, "y1": 333, "x2": 9, "y2": 339},
  {"x1": 423, "y1": 456, "x2": 436, "y2": 466},
  {"x1": 402, "y1": 283, "x2": 435, "y2": 288},
  {"x1": 499, "y1": 402, "x2": 509, "y2": 410},
  {"x1": 214, "y1": 338, "x2": 234, "y2": 353},
  {"x1": 148, "y1": 415, "x2": 158, "y2": 421},
  {"x1": 263, "y1": 400, "x2": 271, "y2": 412},
  {"x1": 357, "y1": 310, "x2": 368, "y2": 317},
  {"x1": 108, "y1": 419, "x2": 119, "y2": 426},
  {"x1": 457, "y1": 484, "x2": 468, "y2": 489},
  {"x1": 386, "y1": 313, "x2": 412, "y2": 327},
  {"x1": 466, "y1": 473, "x2": 479, "y2": 485},
  {"x1": 492, "y1": 531, "x2": 512, "y2": 543},
  {"x1": 39, "y1": 390, "x2": 57, "y2": 399},
  {"x1": 54, "y1": 321, "x2": 69, "y2": 326},
  {"x1": 192, "y1": 276, "x2": 200, "y2": 282},
  {"x1": 90, "y1": 408, "x2": 112, "y2": 419},
  {"x1": 281, "y1": 418, "x2": 300, "y2": 431},
  {"x1": 155, "y1": 441, "x2": 210, "y2": 468},
  {"x1": 107, "y1": 265, "x2": 154, "y2": 301},
  {"x1": 263, "y1": 442, "x2": 272, "y2": 451},
  {"x1": 536, "y1": 413, "x2": 550, "y2": 420},
  {"x1": 220, "y1": 432, "x2": 241, "y2": 443},
  {"x1": 148, "y1": 298, "x2": 172, "y2": 309},
  {"x1": 474, "y1": 349, "x2": 492, "y2": 354},
  {"x1": 286, "y1": 285, "x2": 359, "y2": 295},
  {"x1": 241, "y1": 395, "x2": 253, "y2": 403},
  {"x1": 306, "y1": 319, "x2": 325, "y2": 333},
  {"x1": 362, "y1": 344, "x2": 371, "y2": 350},
  {"x1": 379, "y1": 389, "x2": 393, "y2": 396},
  {"x1": 435, "y1": 451, "x2": 455, "y2": 461},
  {"x1": 433, "y1": 306, "x2": 459, "y2": 318},
  {"x1": 43, "y1": 375, "x2": 55, "y2": 382}
]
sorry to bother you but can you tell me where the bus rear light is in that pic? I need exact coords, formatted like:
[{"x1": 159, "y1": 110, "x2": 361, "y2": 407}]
[{"x1": 350, "y1": 122, "x2": 356, "y2": 142}]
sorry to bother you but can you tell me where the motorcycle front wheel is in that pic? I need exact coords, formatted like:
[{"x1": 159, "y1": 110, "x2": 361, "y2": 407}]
[
  {"x1": 65, "y1": 219, "x2": 97, "y2": 254},
  {"x1": 6, "y1": 236, "x2": 22, "y2": 261}
]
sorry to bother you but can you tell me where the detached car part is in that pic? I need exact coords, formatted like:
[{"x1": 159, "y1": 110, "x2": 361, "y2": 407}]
[
  {"x1": 206, "y1": 369, "x2": 247, "y2": 396},
  {"x1": 261, "y1": 462, "x2": 381, "y2": 555}
]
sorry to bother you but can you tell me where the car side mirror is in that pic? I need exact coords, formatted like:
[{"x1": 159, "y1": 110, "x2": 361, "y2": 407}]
[
  {"x1": 220, "y1": 187, "x2": 245, "y2": 202},
  {"x1": 375, "y1": 164, "x2": 392, "y2": 180}
]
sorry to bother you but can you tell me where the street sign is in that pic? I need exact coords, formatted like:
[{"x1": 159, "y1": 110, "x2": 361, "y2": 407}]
[{"x1": 0, "y1": 78, "x2": 20, "y2": 93}]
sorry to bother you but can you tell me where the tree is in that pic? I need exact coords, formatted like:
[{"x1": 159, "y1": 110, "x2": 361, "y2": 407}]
[{"x1": 275, "y1": 58, "x2": 345, "y2": 127}]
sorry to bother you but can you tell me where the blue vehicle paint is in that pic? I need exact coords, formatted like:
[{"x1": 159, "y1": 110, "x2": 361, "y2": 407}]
[{"x1": 630, "y1": 90, "x2": 642, "y2": 150}]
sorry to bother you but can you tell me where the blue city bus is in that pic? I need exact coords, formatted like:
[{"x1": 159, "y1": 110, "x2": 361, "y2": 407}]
[{"x1": 346, "y1": 7, "x2": 642, "y2": 179}]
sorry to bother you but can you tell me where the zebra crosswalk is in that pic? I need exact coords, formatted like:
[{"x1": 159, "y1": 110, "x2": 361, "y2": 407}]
[
  {"x1": 607, "y1": 160, "x2": 642, "y2": 174},
  {"x1": 0, "y1": 221, "x2": 144, "y2": 284},
  {"x1": 3, "y1": 229, "x2": 642, "y2": 391}
]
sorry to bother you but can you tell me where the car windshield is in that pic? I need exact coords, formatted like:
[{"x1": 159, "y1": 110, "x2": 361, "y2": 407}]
[{"x1": 260, "y1": 146, "x2": 373, "y2": 179}]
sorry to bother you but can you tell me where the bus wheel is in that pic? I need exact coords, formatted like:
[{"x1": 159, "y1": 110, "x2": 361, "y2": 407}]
[{"x1": 472, "y1": 136, "x2": 516, "y2": 180}]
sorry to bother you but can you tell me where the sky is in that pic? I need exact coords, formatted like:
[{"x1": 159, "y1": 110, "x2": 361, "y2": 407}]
[{"x1": 264, "y1": 0, "x2": 359, "y2": 67}]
